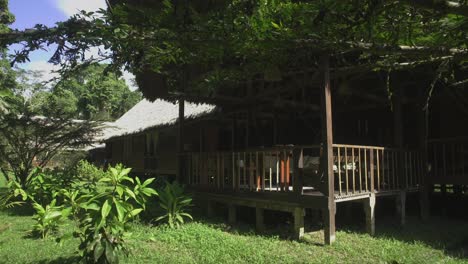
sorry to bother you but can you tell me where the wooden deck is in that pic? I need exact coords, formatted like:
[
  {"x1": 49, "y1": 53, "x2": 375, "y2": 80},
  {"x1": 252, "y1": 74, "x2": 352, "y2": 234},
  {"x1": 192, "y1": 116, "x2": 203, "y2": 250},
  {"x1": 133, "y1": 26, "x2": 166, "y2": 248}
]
[
  {"x1": 184, "y1": 143, "x2": 425, "y2": 244},
  {"x1": 182, "y1": 144, "x2": 424, "y2": 198}
]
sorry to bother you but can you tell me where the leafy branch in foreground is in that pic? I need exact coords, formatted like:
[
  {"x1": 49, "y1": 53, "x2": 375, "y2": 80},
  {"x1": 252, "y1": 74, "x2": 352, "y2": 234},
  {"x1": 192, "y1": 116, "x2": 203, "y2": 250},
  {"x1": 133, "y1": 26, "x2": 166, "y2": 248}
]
[{"x1": 1, "y1": 1, "x2": 467, "y2": 99}]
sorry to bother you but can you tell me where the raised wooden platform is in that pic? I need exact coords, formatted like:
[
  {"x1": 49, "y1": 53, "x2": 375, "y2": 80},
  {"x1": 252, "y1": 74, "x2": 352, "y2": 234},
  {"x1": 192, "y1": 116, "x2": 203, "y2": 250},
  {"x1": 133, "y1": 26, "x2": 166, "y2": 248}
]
[{"x1": 192, "y1": 187, "x2": 417, "y2": 245}]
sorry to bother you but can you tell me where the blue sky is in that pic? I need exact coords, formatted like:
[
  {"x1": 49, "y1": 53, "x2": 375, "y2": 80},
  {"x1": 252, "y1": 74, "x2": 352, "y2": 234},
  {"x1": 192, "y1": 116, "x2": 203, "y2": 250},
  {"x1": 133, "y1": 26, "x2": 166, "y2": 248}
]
[
  {"x1": 5, "y1": 1, "x2": 138, "y2": 88},
  {"x1": 9, "y1": 0, "x2": 106, "y2": 61},
  {"x1": 9, "y1": 0, "x2": 68, "y2": 63}
]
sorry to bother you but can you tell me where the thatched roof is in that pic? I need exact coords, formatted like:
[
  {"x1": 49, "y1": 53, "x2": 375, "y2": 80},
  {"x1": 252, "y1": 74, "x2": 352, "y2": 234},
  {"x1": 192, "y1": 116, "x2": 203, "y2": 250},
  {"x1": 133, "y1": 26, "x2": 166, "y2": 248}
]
[{"x1": 100, "y1": 99, "x2": 216, "y2": 141}]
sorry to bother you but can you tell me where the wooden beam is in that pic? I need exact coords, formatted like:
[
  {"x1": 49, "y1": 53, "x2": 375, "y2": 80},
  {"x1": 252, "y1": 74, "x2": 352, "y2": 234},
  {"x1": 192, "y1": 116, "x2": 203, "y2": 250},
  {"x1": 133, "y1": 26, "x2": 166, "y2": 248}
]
[{"x1": 320, "y1": 55, "x2": 336, "y2": 245}]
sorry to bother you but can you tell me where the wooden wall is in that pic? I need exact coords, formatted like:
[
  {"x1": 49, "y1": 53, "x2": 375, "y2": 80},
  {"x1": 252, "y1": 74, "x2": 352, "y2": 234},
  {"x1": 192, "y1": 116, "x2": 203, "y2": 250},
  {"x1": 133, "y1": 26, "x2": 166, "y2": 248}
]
[{"x1": 105, "y1": 120, "x2": 221, "y2": 177}]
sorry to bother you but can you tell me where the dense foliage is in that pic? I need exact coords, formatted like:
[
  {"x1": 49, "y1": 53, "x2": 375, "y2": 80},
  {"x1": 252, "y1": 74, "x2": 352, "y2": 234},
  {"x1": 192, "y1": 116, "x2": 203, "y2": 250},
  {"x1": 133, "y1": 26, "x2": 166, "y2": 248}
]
[
  {"x1": 0, "y1": 105, "x2": 99, "y2": 187},
  {"x1": 0, "y1": 0, "x2": 16, "y2": 111},
  {"x1": 2, "y1": 163, "x2": 162, "y2": 264},
  {"x1": 29, "y1": 64, "x2": 141, "y2": 121},
  {"x1": 1, "y1": 1, "x2": 467, "y2": 99}
]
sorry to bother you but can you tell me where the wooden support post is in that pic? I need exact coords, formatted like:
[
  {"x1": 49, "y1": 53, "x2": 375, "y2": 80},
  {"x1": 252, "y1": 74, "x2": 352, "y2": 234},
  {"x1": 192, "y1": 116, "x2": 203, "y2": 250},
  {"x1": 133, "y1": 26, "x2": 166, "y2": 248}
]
[
  {"x1": 228, "y1": 204, "x2": 236, "y2": 224},
  {"x1": 396, "y1": 191, "x2": 406, "y2": 226},
  {"x1": 393, "y1": 87, "x2": 404, "y2": 190},
  {"x1": 286, "y1": 152, "x2": 291, "y2": 190},
  {"x1": 177, "y1": 99, "x2": 185, "y2": 183},
  {"x1": 419, "y1": 106, "x2": 430, "y2": 220},
  {"x1": 293, "y1": 207, "x2": 305, "y2": 240},
  {"x1": 246, "y1": 110, "x2": 251, "y2": 149},
  {"x1": 273, "y1": 112, "x2": 278, "y2": 145},
  {"x1": 231, "y1": 116, "x2": 236, "y2": 151},
  {"x1": 364, "y1": 193, "x2": 376, "y2": 236},
  {"x1": 320, "y1": 55, "x2": 336, "y2": 245},
  {"x1": 256, "y1": 207, "x2": 265, "y2": 232},
  {"x1": 393, "y1": 89, "x2": 403, "y2": 148}
]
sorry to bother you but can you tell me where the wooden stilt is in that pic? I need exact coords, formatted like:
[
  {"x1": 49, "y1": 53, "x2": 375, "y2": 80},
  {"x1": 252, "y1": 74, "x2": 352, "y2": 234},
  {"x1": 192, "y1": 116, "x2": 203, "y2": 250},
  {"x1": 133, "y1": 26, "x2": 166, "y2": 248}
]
[
  {"x1": 256, "y1": 207, "x2": 265, "y2": 232},
  {"x1": 293, "y1": 207, "x2": 305, "y2": 240},
  {"x1": 207, "y1": 201, "x2": 214, "y2": 218},
  {"x1": 228, "y1": 204, "x2": 236, "y2": 224},
  {"x1": 419, "y1": 185, "x2": 430, "y2": 221},
  {"x1": 364, "y1": 194, "x2": 376, "y2": 236},
  {"x1": 396, "y1": 191, "x2": 406, "y2": 226}
]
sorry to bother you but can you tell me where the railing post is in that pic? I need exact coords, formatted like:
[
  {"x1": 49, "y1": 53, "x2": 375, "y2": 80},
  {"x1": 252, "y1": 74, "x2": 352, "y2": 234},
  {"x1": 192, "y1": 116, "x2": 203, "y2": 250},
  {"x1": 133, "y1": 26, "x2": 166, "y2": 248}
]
[{"x1": 370, "y1": 149, "x2": 375, "y2": 193}]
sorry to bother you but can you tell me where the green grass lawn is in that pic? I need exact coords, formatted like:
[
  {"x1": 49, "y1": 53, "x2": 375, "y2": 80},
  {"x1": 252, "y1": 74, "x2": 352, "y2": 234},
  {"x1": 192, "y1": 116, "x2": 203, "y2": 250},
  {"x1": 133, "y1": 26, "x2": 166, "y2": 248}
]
[{"x1": 0, "y1": 209, "x2": 467, "y2": 264}]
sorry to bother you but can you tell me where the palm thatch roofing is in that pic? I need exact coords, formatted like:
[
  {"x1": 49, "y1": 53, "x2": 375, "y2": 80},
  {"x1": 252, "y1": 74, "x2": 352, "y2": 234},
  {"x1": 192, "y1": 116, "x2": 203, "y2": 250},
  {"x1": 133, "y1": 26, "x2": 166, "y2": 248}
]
[{"x1": 100, "y1": 99, "x2": 216, "y2": 141}]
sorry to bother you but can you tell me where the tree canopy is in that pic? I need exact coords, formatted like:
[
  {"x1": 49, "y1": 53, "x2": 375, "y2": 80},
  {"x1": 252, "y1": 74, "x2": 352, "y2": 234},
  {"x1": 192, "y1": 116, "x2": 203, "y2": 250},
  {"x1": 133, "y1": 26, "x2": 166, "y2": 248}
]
[
  {"x1": 0, "y1": 0, "x2": 16, "y2": 111},
  {"x1": 1, "y1": 0, "x2": 467, "y2": 101},
  {"x1": 29, "y1": 64, "x2": 141, "y2": 121}
]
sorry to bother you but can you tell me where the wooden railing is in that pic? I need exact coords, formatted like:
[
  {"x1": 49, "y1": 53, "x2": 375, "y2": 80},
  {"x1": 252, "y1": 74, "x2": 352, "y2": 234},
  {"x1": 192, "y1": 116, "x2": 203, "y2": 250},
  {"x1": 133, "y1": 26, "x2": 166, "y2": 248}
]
[
  {"x1": 182, "y1": 144, "x2": 425, "y2": 198},
  {"x1": 182, "y1": 145, "x2": 321, "y2": 192},
  {"x1": 429, "y1": 138, "x2": 468, "y2": 185},
  {"x1": 333, "y1": 145, "x2": 424, "y2": 198}
]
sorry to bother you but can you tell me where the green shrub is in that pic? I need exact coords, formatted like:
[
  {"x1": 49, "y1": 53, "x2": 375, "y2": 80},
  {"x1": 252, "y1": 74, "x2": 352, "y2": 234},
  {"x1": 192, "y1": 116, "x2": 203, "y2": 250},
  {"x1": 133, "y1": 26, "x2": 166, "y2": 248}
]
[
  {"x1": 31, "y1": 199, "x2": 71, "y2": 239},
  {"x1": 74, "y1": 160, "x2": 106, "y2": 184},
  {"x1": 155, "y1": 181, "x2": 193, "y2": 228},
  {"x1": 4, "y1": 163, "x2": 158, "y2": 263},
  {"x1": 26, "y1": 168, "x2": 72, "y2": 205},
  {"x1": 71, "y1": 164, "x2": 157, "y2": 264}
]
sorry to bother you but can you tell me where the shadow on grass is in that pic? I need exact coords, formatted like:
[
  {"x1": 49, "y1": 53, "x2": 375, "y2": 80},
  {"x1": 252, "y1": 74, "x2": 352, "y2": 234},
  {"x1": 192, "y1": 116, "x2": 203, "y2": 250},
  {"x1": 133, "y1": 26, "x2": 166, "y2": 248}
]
[
  {"x1": 370, "y1": 217, "x2": 468, "y2": 259},
  {"x1": 34, "y1": 256, "x2": 81, "y2": 264},
  {"x1": 191, "y1": 202, "x2": 468, "y2": 259},
  {"x1": 3, "y1": 203, "x2": 34, "y2": 216},
  {"x1": 189, "y1": 205, "x2": 326, "y2": 246},
  {"x1": 335, "y1": 212, "x2": 468, "y2": 260}
]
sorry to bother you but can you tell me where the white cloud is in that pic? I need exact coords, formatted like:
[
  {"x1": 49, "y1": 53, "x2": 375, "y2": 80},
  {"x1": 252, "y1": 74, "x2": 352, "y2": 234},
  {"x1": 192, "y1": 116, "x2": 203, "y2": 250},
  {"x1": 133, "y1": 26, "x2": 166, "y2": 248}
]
[
  {"x1": 55, "y1": 0, "x2": 107, "y2": 17},
  {"x1": 21, "y1": 60, "x2": 138, "y2": 91},
  {"x1": 21, "y1": 61, "x2": 61, "y2": 85},
  {"x1": 121, "y1": 70, "x2": 137, "y2": 91}
]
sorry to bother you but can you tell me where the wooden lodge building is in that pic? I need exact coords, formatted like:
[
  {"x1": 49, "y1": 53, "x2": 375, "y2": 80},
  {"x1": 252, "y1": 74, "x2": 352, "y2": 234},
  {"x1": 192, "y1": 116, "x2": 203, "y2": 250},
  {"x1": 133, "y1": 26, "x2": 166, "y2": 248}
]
[{"x1": 98, "y1": 54, "x2": 468, "y2": 245}]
